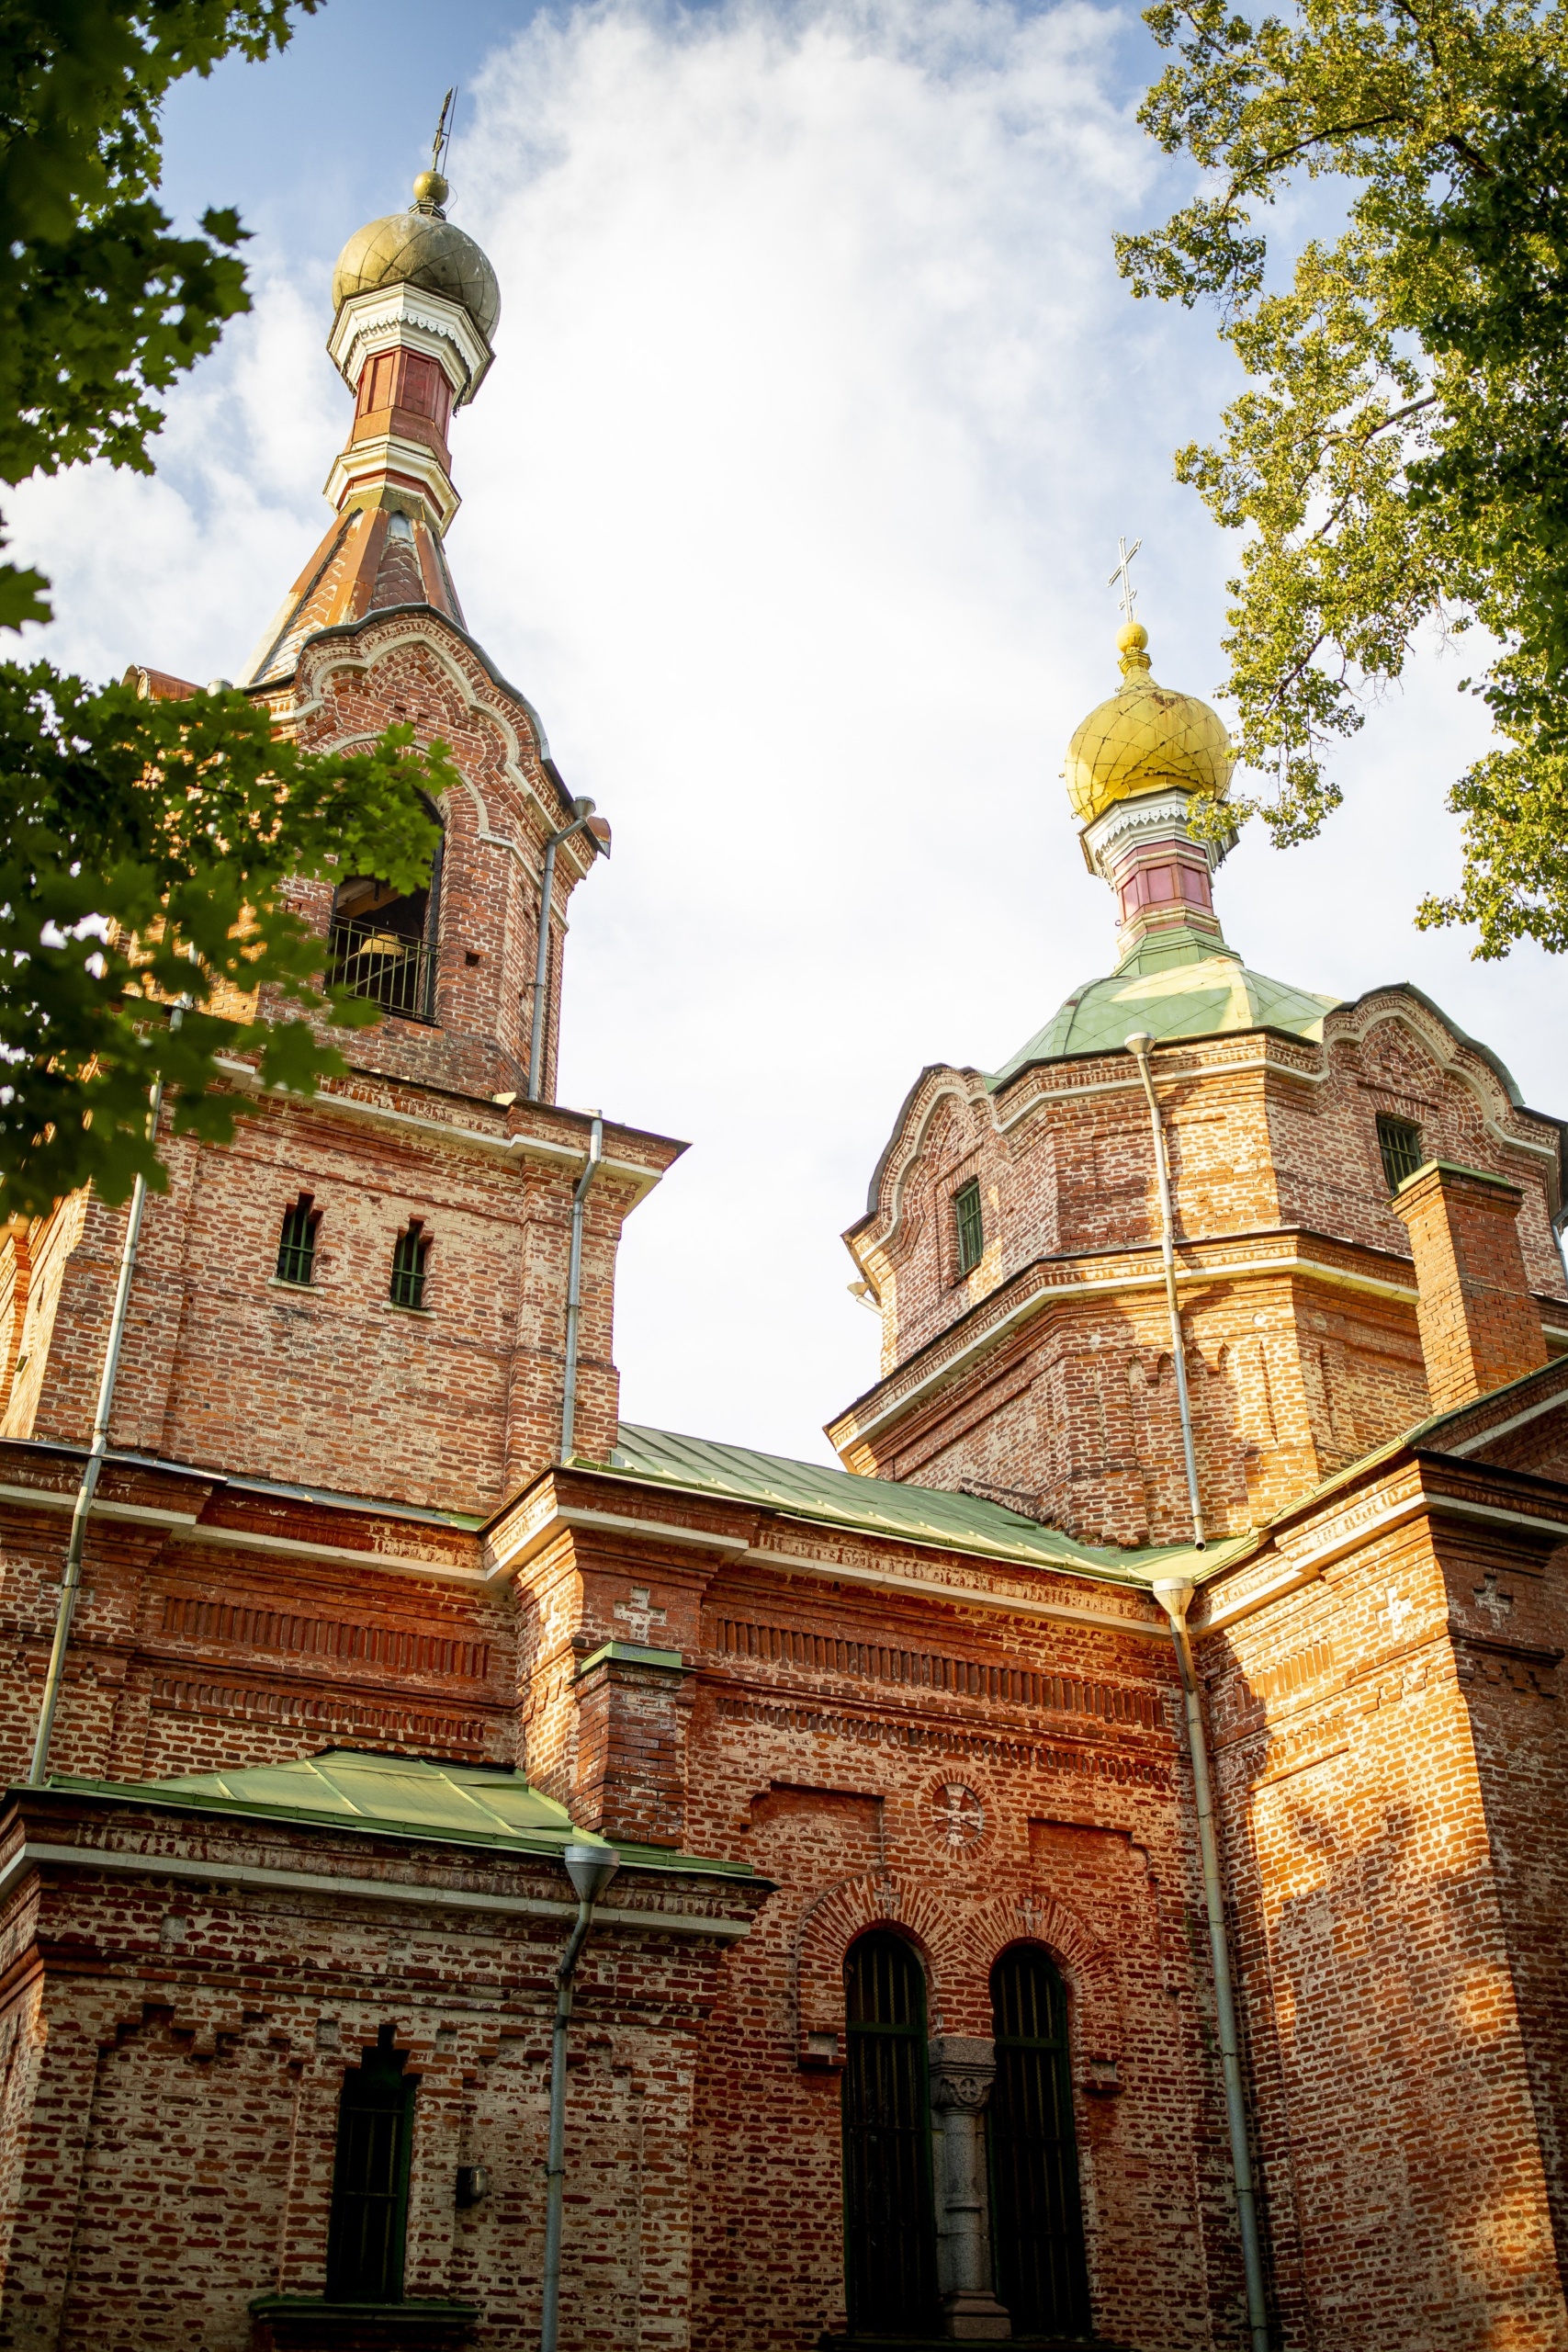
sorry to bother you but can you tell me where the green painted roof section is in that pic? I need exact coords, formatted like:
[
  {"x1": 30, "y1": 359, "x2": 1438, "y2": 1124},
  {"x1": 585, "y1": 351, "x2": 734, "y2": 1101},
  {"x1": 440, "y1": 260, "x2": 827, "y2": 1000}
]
[
  {"x1": 610, "y1": 1423, "x2": 1232, "y2": 1587},
  {"x1": 990, "y1": 932, "x2": 1341, "y2": 1083},
  {"x1": 39, "y1": 1747, "x2": 754, "y2": 1878}
]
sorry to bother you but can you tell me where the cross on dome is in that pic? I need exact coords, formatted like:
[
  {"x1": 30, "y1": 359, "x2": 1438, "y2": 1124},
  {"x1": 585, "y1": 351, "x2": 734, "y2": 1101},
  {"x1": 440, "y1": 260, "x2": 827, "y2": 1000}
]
[{"x1": 1108, "y1": 535, "x2": 1142, "y2": 626}]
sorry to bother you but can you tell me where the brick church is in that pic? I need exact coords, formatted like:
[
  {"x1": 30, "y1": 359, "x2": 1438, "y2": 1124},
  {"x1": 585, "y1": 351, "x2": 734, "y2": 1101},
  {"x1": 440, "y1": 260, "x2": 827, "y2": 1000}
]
[{"x1": 1, "y1": 160, "x2": 1567, "y2": 2352}]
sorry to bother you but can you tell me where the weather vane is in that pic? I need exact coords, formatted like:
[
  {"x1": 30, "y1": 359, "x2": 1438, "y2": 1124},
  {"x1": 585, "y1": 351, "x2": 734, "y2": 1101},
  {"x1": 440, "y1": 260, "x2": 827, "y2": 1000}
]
[
  {"x1": 1109, "y1": 535, "x2": 1142, "y2": 625},
  {"x1": 432, "y1": 87, "x2": 457, "y2": 175}
]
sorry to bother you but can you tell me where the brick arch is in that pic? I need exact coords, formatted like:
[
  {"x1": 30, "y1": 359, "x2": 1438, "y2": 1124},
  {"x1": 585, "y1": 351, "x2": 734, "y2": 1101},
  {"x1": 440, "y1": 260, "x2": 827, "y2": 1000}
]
[
  {"x1": 290, "y1": 619, "x2": 586, "y2": 865},
  {"x1": 965, "y1": 1890, "x2": 1111, "y2": 2007},
  {"x1": 867, "y1": 1069, "x2": 999, "y2": 1254},
  {"x1": 795, "y1": 1871, "x2": 1111, "y2": 2054}
]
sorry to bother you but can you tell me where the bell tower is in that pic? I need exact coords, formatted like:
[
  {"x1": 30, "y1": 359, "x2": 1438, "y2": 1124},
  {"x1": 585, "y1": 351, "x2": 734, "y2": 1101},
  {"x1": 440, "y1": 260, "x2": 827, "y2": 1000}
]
[{"x1": 0, "y1": 164, "x2": 683, "y2": 1515}]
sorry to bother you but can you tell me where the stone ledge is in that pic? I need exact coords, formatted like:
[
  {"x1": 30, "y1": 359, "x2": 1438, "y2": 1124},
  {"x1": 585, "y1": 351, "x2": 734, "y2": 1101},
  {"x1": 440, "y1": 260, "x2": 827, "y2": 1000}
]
[
  {"x1": 818, "y1": 2336, "x2": 1135, "y2": 2350},
  {"x1": 249, "y1": 2298, "x2": 479, "y2": 2352}
]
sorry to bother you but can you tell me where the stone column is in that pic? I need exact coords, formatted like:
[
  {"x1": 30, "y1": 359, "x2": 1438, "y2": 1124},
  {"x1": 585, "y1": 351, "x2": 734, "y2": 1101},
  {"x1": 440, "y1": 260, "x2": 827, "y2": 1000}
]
[{"x1": 928, "y1": 2038, "x2": 1011, "y2": 2342}]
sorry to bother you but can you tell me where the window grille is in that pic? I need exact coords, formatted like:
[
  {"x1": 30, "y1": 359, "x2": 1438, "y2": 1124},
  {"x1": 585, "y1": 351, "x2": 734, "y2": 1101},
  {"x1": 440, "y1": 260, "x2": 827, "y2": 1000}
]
[
  {"x1": 326, "y1": 2029, "x2": 418, "y2": 2304},
  {"x1": 842, "y1": 1932, "x2": 937, "y2": 2335},
  {"x1": 389, "y1": 1221, "x2": 430, "y2": 1310},
  {"x1": 953, "y1": 1180, "x2": 985, "y2": 1275},
  {"x1": 327, "y1": 820, "x2": 444, "y2": 1025},
  {"x1": 276, "y1": 1195, "x2": 319, "y2": 1287},
  {"x1": 1377, "y1": 1114, "x2": 1425, "y2": 1193},
  {"x1": 987, "y1": 1945, "x2": 1091, "y2": 2338}
]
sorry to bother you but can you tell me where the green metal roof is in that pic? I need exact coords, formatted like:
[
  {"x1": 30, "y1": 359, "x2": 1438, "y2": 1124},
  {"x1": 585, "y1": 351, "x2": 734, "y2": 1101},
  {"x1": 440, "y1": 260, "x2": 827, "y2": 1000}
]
[
  {"x1": 610, "y1": 1423, "x2": 1225, "y2": 1587},
  {"x1": 990, "y1": 933, "x2": 1340, "y2": 1083},
  {"x1": 39, "y1": 1747, "x2": 753, "y2": 1877}
]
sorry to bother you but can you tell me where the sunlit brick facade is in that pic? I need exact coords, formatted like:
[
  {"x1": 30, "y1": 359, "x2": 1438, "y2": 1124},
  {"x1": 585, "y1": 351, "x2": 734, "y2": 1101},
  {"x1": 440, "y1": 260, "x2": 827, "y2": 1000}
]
[{"x1": 0, "y1": 172, "x2": 1567, "y2": 2352}]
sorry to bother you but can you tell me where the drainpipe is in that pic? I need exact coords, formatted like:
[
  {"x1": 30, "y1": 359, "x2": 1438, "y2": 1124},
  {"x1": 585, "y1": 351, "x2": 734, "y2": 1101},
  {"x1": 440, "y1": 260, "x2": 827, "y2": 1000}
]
[
  {"x1": 1154, "y1": 1576, "x2": 1269, "y2": 2352},
  {"x1": 1126, "y1": 1030, "x2": 1204, "y2": 1548},
  {"x1": 540, "y1": 1841, "x2": 621, "y2": 2352},
  {"x1": 526, "y1": 802, "x2": 599, "y2": 1104},
  {"x1": 559, "y1": 1114, "x2": 603, "y2": 1462},
  {"x1": 29, "y1": 1019, "x2": 181, "y2": 1786}
]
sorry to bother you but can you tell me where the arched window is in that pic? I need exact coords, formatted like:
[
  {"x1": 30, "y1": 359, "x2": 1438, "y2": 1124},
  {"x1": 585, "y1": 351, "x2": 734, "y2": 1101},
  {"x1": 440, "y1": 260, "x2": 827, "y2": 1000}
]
[
  {"x1": 326, "y1": 2027, "x2": 418, "y2": 2303},
  {"x1": 988, "y1": 1945, "x2": 1089, "y2": 2337},
  {"x1": 842, "y1": 1931, "x2": 937, "y2": 2335},
  {"x1": 389, "y1": 1219, "x2": 431, "y2": 1310},
  {"x1": 275, "y1": 1194, "x2": 320, "y2": 1287},
  {"x1": 327, "y1": 804, "x2": 445, "y2": 1024}
]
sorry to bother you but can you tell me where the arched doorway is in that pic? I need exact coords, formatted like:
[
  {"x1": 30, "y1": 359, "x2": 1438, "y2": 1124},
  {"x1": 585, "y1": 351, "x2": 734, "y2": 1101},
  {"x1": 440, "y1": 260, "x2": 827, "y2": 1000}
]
[
  {"x1": 842, "y1": 1929, "x2": 937, "y2": 2335},
  {"x1": 988, "y1": 1943, "x2": 1090, "y2": 2337}
]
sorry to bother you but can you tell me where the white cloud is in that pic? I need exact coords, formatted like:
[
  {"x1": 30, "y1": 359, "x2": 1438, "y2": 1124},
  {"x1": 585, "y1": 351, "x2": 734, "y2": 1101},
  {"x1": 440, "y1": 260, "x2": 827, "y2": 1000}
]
[{"x1": 10, "y1": 0, "x2": 1566, "y2": 1464}]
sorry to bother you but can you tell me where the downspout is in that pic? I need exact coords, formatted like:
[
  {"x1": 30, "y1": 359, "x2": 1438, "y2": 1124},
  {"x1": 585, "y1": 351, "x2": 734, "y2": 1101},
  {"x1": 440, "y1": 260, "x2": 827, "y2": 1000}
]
[
  {"x1": 1154, "y1": 1576, "x2": 1269, "y2": 2352},
  {"x1": 29, "y1": 1014, "x2": 182, "y2": 1785},
  {"x1": 526, "y1": 801, "x2": 599, "y2": 1104},
  {"x1": 1126, "y1": 1030, "x2": 1204, "y2": 1548},
  {"x1": 540, "y1": 1843, "x2": 620, "y2": 2352},
  {"x1": 559, "y1": 1114, "x2": 603, "y2": 1462}
]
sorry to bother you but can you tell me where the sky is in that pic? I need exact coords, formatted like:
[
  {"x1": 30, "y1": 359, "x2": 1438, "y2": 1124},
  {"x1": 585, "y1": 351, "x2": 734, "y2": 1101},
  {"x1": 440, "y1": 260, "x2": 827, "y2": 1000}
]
[{"x1": 11, "y1": 0, "x2": 1567, "y2": 1465}]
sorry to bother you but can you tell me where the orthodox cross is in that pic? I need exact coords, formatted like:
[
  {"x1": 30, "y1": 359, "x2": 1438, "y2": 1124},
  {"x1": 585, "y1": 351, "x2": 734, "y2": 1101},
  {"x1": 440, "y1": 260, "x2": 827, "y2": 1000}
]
[
  {"x1": 1109, "y1": 535, "x2": 1142, "y2": 624},
  {"x1": 1472, "y1": 1573, "x2": 1514, "y2": 1625},
  {"x1": 432, "y1": 87, "x2": 457, "y2": 175}
]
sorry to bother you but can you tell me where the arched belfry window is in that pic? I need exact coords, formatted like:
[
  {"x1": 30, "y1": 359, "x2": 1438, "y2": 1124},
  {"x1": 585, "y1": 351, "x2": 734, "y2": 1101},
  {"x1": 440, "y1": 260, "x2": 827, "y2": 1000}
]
[
  {"x1": 327, "y1": 799, "x2": 444, "y2": 1024},
  {"x1": 987, "y1": 1945, "x2": 1090, "y2": 2337},
  {"x1": 326, "y1": 2027, "x2": 418, "y2": 2303},
  {"x1": 842, "y1": 1931, "x2": 937, "y2": 2335}
]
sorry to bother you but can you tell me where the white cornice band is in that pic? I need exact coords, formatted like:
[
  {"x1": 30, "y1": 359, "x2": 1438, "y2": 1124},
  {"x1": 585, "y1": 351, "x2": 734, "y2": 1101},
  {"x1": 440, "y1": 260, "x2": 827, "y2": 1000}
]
[{"x1": 327, "y1": 284, "x2": 494, "y2": 405}]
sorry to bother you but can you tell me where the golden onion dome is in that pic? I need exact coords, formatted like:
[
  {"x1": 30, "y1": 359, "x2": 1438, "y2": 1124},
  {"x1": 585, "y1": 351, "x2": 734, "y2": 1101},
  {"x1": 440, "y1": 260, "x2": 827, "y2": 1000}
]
[
  {"x1": 1064, "y1": 621, "x2": 1235, "y2": 827},
  {"x1": 332, "y1": 170, "x2": 501, "y2": 342}
]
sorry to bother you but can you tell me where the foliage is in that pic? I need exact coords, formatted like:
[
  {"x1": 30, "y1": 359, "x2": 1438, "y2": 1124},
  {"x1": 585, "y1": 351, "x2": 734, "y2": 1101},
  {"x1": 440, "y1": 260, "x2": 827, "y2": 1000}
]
[
  {"x1": 1118, "y1": 0, "x2": 1568, "y2": 954},
  {"x1": 0, "y1": 4, "x2": 459, "y2": 1223},
  {"x1": 0, "y1": 0, "x2": 317, "y2": 620},
  {"x1": 1, "y1": 667, "x2": 449, "y2": 1219}
]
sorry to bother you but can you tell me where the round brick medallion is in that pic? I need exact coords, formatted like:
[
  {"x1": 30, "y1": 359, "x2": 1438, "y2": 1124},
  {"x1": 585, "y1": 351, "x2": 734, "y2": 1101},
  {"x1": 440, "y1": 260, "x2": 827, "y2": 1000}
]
[{"x1": 922, "y1": 1779, "x2": 987, "y2": 1854}]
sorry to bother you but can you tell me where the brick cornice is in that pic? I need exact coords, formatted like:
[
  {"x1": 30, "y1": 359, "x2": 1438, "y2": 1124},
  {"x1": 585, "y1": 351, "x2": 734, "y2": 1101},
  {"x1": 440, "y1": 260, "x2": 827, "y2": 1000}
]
[{"x1": 829, "y1": 1225, "x2": 1426, "y2": 1454}]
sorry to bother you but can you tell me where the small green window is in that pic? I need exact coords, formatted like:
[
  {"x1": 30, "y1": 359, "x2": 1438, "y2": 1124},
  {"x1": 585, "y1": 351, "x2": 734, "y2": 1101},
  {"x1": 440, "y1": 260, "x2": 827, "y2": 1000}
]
[
  {"x1": 1377, "y1": 1114, "x2": 1425, "y2": 1193},
  {"x1": 276, "y1": 1195, "x2": 319, "y2": 1287},
  {"x1": 954, "y1": 1180, "x2": 985, "y2": 1275},
  {"x1": 326, "y1": 2028, "x2": 418, "y2": 2303},
  {"x1": 389, "y1": 1220, "x2": 431, "y2": 1310}
]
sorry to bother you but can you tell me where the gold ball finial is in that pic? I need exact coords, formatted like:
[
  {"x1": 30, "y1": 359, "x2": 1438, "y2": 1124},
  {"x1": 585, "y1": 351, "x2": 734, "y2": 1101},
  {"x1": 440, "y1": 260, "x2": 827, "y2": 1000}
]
[
  {"x1": 1062, "y1": 617, "x2": 1235, "y2": 824},
  {"x1": 412, "y1": 169, "x2": 449, "y2": 217},
  {"x1": 1117, "y1": 620, "x2": 1151, "y2": 675}
]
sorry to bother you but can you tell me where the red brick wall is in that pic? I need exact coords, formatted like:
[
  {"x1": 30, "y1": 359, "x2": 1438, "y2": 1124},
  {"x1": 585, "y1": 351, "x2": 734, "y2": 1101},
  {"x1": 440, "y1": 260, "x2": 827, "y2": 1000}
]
[
  {"x1": 836, "y1": 992, "x2": 1566, "y2": 1545},
  {"x1": 1393, "y1": 1161, "x2": 1551, "y2": 1410},
  {"x1": 0, "y1": 1803, "x2": 761, "y2": 2352}
]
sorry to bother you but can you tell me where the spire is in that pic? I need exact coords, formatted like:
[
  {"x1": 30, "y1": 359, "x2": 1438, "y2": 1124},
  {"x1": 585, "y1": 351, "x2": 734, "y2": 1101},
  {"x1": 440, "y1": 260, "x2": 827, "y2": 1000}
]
[
  {"x1": 1062, "y1": 610, "x2": 1237, "y2": 971},
  {"x1": 240, "y1": 153, "x2": 501, "y2": 689}
]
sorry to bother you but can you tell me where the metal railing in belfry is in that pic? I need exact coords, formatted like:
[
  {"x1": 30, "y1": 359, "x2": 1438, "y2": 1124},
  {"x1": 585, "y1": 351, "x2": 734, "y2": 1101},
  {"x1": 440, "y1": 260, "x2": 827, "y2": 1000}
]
[{"x1": 326, "y1": 918, "x2": 438, "y2": 1022}]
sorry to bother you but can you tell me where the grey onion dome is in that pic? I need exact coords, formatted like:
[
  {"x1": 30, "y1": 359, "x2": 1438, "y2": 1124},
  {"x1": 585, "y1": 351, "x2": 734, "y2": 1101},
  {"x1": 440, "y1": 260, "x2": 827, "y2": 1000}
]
[{"x1": 331, "y1": 170, "x2": 501, "y2": 341}]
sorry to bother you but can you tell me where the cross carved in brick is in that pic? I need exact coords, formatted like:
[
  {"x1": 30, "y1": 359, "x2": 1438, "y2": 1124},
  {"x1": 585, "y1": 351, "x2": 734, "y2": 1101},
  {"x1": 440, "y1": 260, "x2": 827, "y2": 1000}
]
[
  {"x1": 1472, "y1": 1574, "x2": 1515, "y2": 1626},
  {"x1": 1382, "y1": 1589, "x2": 1416, "y2": 1641},
  {"x1": 614, "y1": 1586, "x2": 668, "y2": 1645}
]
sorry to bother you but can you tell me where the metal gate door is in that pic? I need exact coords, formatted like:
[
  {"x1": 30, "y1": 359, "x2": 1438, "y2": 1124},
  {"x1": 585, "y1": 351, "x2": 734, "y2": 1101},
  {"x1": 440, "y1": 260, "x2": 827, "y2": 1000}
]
[
  {"x1": 988, "y1": 1944, "x2": 1090, "y2": 2338},
  {"x1": 843, "y1": 1930, "x2": 938, "y2": 2334}
]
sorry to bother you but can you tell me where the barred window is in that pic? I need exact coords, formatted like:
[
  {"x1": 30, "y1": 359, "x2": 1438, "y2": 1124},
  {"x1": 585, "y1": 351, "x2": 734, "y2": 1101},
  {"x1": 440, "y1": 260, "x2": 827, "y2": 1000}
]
[
  {"x1": 327, "y1": 801, "x2": 445, "y2": 1026},
  {"x1": 1377, "y1": 1114, "x2": 1425, "y2": 1193},
  {"x1": 276, "y1": 1195, "x2": 320, "y2": 1287},
  {"x1": 953, "y1": 1180, "x2": 985, "y2": 1275},
  {"x1": 326, "y1": 2028, "x2": 417, "y2": 2304},
  {"x1": 389, "y1": 1220, "x2": 431, "y2": 1310}
]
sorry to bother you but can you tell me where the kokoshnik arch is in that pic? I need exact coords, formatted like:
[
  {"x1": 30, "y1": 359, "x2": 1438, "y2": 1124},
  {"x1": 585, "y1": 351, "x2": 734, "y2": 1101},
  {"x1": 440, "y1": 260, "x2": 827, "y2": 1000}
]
[{"x1": 1, "y1": 152, "x2": 1568, "y2": 2352}]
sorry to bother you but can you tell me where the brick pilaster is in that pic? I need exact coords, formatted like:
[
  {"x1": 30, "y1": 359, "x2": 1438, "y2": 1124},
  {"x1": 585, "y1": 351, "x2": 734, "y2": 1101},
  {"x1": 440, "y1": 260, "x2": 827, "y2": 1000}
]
[{"x1": 1392, "y1": 1160, "x2": 1548, "y2": 1411}]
